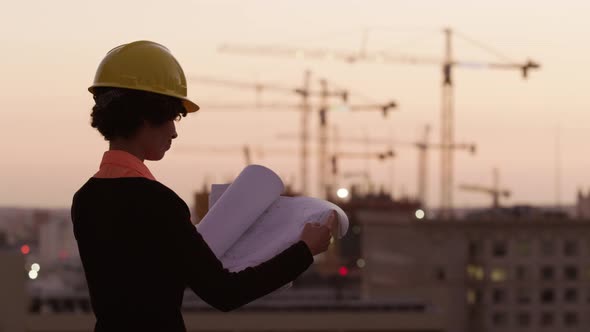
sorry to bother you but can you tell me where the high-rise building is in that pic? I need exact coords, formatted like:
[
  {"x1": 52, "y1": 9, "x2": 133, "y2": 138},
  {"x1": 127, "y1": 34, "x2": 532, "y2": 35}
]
[
  {"x1": 361, "y1": 209, "x2": 590, "y2": 332},
  {"x1": 577, "y1": 189, "x2": 590, "y2": 218}
]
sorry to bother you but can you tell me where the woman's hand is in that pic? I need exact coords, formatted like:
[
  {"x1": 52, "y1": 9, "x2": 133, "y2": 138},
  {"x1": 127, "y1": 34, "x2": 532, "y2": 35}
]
[{"x1": 299, "y1": 211, "x2": 338, "y2": 256}]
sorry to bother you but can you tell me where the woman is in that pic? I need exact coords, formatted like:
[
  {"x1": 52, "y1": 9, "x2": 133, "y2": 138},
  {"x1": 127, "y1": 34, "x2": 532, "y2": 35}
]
[{"x1": 71, "y1": 41, "x2": 335, "y2": 332}]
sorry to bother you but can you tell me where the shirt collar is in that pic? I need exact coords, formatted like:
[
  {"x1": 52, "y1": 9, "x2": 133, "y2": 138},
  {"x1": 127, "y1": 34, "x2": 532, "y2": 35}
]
[{"x1": 97, "y1": 150, "x2": 156, "y2": 181}]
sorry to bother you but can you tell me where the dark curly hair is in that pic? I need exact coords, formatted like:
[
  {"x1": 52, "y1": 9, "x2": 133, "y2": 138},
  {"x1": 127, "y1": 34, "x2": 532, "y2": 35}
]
[{"x1": 90, "y1": 87, "x2": 187, "y2": 140}]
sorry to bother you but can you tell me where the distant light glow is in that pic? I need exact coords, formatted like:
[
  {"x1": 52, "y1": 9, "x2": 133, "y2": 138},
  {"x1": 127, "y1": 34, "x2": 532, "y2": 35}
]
[
  {"x1": 28, "y1": 270, "x2": 38, "y2": 280},
  {"x1": 31, "y1": 263, "x2": 40, "y2": 272},
  {"x1": 337, "y1": 188, "x2": 349, "y2": 199},
  {"x1": 20, "y1": 245, "x2": 30, "y2": 255},
  {"x1": 338, "y1": 266, "x2": 349, "y2": 277},
  {"x1": 415, "y1": 209, "x2": 425, "y2": 219},
  {"x1": 356, "y1": 258, "x2": 366, "y2": 268}
]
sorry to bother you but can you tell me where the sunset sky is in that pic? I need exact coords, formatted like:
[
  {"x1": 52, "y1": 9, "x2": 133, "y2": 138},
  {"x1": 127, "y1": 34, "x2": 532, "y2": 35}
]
[{"x1": 1, "y1": 0, "x2": 589, "y2": 209}]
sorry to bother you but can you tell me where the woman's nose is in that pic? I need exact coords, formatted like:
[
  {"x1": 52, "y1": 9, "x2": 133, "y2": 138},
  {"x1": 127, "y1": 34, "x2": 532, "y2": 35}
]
[{"x1": 171, "y1": 122, "x2": 178, "y2": 139}]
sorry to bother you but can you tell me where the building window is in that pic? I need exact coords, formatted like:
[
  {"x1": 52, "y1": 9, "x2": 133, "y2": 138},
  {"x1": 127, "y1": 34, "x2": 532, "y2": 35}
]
[
  {"x1": 540, "y1": 312, "x2": 554, "y2": 327},
  {"x1": 491, "y1": 268, "x2": 507, "y2": 282},
  {"x1": 468, "y1": 241, "x2": 480, "y2": 257},
  {"x1": 466, "y1": 289, "x2": 484, "y2": 305},
  {"x1": 493, "y1": 241, "x2": 507, "y2": 257},
  {"x1": 564, "y1": 266, "x2": 578, "y2": 280},
  {"x1": 540, "y1": 289, "x2": 554, "y2": 304},
  {"x1": 541, "y1": 266, "x2": 554, "y2": 280},
  {"x1": 516, "y1": 288, "x2": 531, "y2": 304},
  {"x1": 467, "y1": 289, "x2": 478, "y2": 305},
  {"x1": 467, "y1": 265, "x2": 485, "y2": 280},
  {"x1": 516, "y1": 241, "x2": 532, "y2": 256},
  {"x1": 564, "y1": 288, "x2": 578, "y2": 303},
  {"x1": 475, "y1": 289, "x2": 483, "y2": 304},
  {"x1": 435, "y1": 267, "x2": 446, "y2": 281},
  {"x1": 564, "y1": 311, "x2": 578, "y2": 327},
  {"x1": 517, "y1": 312, "x2": 531, "y2": 327},
  {"x1": 492, "y1": 312, "x2": 508, "y2": 327},
  {"x1": 541, "y1": 240, "x2": 554, "y2": 256},
  {"x1": 564, "y1": 240, "x2": 578, "y2": 256},
  {"x1": 515, "y1": 265, "x2": 528, "y2": 280},
  {"x1": 492, "y1": 288, "x2": 507, "y2": 304}
]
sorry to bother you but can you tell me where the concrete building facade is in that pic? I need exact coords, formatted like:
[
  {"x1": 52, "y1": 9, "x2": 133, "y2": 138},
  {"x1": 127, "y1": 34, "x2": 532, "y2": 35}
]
[{"x1": 361, "y1": 210, "x2": 590, "y2": 332}]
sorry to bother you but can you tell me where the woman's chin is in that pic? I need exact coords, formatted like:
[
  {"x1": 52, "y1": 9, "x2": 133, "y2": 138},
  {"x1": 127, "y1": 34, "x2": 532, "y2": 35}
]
[{"x1": 145, "y1": 152, "x2": 166, "y2": 161}]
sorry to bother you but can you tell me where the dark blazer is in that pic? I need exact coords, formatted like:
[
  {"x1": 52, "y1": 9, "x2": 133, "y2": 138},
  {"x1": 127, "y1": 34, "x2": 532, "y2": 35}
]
[{"x1": 72, "y1": 177, "x2": 313, "y2": 332}]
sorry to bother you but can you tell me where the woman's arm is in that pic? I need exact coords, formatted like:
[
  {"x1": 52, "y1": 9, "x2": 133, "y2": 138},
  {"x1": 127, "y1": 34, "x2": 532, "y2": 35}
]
[{"x1": 173, "y1": 214, "x2": 314, "y2": 312}]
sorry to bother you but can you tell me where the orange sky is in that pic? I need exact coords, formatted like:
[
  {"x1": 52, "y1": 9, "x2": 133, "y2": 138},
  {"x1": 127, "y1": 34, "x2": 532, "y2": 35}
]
[{"x1": 1, "y1": 0, "x2": 589, "y2": 209}]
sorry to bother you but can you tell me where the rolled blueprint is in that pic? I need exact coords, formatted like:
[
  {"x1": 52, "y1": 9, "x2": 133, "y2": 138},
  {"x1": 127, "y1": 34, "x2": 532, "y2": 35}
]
[{"x1": 197, "y1": 165, "x2": 284, "y2": 258}]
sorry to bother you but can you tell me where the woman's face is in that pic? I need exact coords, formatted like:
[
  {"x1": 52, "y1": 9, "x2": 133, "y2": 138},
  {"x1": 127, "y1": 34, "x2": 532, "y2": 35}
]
[{"x1": 139, "y1": 120, "x2": 178, "y2": 161}]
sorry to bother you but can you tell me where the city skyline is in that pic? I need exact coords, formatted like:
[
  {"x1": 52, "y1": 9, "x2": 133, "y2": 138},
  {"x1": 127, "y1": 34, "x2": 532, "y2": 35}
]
[{"x1": 1, "y1": 0, "x2": 589, "y2": 208}]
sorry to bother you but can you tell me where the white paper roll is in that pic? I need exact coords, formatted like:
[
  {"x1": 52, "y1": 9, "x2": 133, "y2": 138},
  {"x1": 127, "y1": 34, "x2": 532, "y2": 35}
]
[{"x1": 197, "y1": 165, "x2": 284, "y2": 258}]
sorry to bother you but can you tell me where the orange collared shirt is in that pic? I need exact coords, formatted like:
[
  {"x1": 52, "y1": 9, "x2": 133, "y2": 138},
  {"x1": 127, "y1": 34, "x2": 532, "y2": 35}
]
[{"x1": 94, "y1": 150, "x2": 156, "y2": 181}]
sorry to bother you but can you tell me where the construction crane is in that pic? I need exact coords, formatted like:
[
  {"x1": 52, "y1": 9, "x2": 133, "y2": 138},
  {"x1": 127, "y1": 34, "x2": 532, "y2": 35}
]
[
  {"x1": 412, "y1": 125, "x2": 476, "y2": 209},
  {"x1": 190, "y1": 72, "x2": 317, "y2": 195},
  {"x1": 278, "y1": 124, "x2": 476, "y2": 209},
  {"x1": 174, "y1": 143, "x2": 393, "y2": 198},
  {"x1": 459, "y1": 168, "x2": 510, "y2": 209},
  {"x1": 219, "y1": 27, "x2": 539, "y2": 218},
  {"x1": 190, "y1": 73, "x2": 397, "y2": 198},
  {"x1": 316, "y1": 78, "x2": 397, "y2": 198},
  {"x1": 329, "y1": 149, "x2": 395, "y2": 198}
]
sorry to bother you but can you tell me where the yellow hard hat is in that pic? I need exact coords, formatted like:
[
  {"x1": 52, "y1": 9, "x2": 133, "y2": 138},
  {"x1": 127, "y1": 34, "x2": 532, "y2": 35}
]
[{"x1": 89, "y1": 40, "x2": 199, "y2": 113}]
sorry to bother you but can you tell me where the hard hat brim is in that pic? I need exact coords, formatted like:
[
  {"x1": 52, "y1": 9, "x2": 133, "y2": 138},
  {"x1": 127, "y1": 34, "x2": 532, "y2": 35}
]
[{"x1": 182, "y1": 99, "x2": 200, "y2": 113}]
